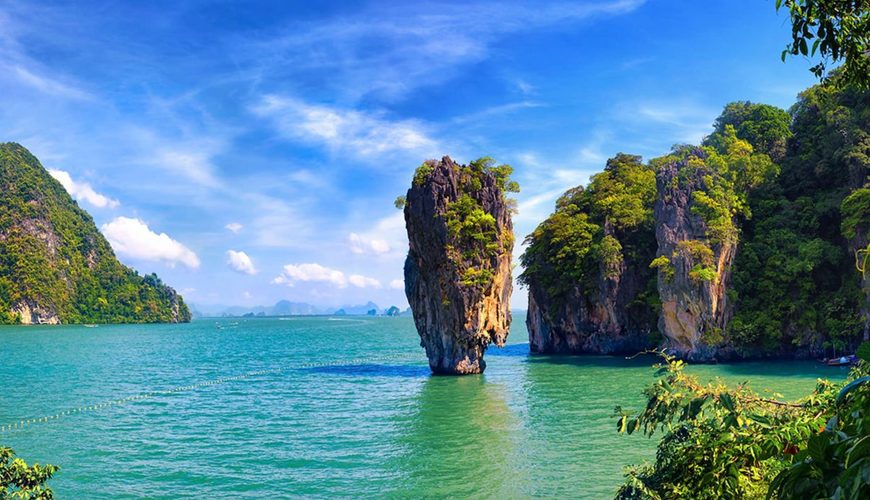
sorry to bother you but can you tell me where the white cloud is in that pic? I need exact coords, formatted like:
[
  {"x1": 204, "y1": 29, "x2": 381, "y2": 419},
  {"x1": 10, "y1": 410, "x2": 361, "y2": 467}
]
[
  {"x1": 252, "y1": 96, "x2": 438, "y2": 157},
  {"x1": 348, "y1": 274, "x2": 382, "y2": 288},
  {"x1": 348, "y1": 232, "x2": 391, "y2": 255},
  {"x1": 273, "y1": 263, "x2": 348, "y2": 287},
  {"x1": 272, "y1": 263, "x2": 381, "y2": 288},
  {"x1": 226, "y1": 250, "x2": 257, "y2": 275},
  {"x1": 48, "y1": 169, "x2": 119, "y2": 208},
  {"x1": 101, "y1": 217, "x2": 200, "y2": 269},
  {"x1": 623, "y1": 101, "x2": 718, "y2": 144},
  {"x1": 390, "y1": 279, "x2": 404, "y2": 290},
  {"x1": 346, "y1": 212, "x2": 407, "y2": 258},
  {"x1": 225, "y1": 222, "x2": 243, "y2": 233}
]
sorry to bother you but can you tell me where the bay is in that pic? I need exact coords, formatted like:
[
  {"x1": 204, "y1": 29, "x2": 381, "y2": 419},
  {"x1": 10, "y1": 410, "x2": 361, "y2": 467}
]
[{"x1": 0, "y1": 317, "x2": 848, "y2": 498}]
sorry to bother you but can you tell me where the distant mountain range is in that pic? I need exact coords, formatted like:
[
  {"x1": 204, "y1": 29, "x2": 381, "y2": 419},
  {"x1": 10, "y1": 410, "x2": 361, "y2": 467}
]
[{"x1": 190, "y1": 300, "x2": 412, "y2": 318}]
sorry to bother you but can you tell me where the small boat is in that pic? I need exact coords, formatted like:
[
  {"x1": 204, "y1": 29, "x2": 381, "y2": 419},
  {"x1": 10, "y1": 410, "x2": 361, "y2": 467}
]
[
  {"x1": 83, "y1": 324, "x2": 98, "y2": 328},
  {"x1": 823, "y1": 355, "x2": 857, "y2": 367}
]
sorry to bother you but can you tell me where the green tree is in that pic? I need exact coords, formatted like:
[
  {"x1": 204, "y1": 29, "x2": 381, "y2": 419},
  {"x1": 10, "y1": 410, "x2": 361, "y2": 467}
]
[
  {"x1": 520, "y1": 153, "x2": 657, "y2": 303},
  {"x1": 0, "y1": 447, "x2": 57, "y2": 499},
  {"x1": 615, "y1": 346, "x2": 869, "y2": 499},
  {"x1": 776, "y1": 0, "x2": 870, "y2": 89}
]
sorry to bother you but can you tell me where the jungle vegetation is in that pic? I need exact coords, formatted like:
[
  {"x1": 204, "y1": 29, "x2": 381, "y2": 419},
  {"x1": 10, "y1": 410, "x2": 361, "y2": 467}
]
[
  {"x1": 0, "y1": 143, "x2": 190, "y2": 324},
  {"x1": 615, "y1": 343, "x2": 869, "y2": 499},
  {"x1": 0, "y1": 446, "x2": 57, "y2": 499},
  {"x1": 520, "y1": 80, "x2": 868, "y2": 358}
]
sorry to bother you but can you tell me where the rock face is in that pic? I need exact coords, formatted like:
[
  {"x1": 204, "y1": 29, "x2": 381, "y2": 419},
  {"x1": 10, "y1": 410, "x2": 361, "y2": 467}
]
[
  {"x1": 0, "y1": 142, "x2": 191, "y2": 325},
  {"x1": 403, "y1": 156, "x2": 513, "y2": 375},
  {"x1": 653, "y1": 153, "x2": 736, "y2": 361},
  {"x1": 526, "y1": 231, "x2": 656, "y2": 354},
  {"x1": 520, "y1": 153, "x2": 658, "y2": 355}
]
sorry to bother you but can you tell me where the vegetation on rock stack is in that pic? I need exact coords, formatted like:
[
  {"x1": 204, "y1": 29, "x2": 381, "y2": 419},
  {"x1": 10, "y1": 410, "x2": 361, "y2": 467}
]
[
  {"x1": 0, "y1": 142, "x2": 190, "y2": 324},
  {"x1": 402, "y1": 155, "x2": 516, "y2": 374}
]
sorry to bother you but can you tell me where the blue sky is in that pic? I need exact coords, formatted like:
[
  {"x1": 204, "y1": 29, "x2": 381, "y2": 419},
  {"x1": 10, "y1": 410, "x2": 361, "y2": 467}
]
[{"x1": 0, "y1": 0, "x2": 820, "y2": 311}]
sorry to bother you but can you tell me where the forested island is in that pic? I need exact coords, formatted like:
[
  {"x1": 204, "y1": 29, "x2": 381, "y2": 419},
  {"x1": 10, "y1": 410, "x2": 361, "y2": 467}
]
[
  {"x1": 521, "y1": 81, "x2": 869, "y2": 362},
  {"x1": 0, "y1": 143, "x2": 190, "y2": 325}
]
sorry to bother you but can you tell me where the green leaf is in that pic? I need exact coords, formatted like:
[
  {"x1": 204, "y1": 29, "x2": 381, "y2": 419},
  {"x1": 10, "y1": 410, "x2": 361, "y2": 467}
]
[
  {"x1": 856, "y1": 341, "x2": 870, "y2": 362},
  {"x1": 806, "y1": 433, "x2": 829, "y2": 462},
  {"x1": 719, "y1": 392, "x2": 735, "y2": 412},
  {"x1": 836, "y1": 376, "x2": 870, "y2": 404},
  {"x1": 845, "y1": 435, "x2": 870, "y2": 467}
]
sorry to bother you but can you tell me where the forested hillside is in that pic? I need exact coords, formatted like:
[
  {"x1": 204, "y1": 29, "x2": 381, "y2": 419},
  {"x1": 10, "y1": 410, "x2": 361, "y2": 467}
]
[
  {"x1": 521, "y1": 81, "x2": 869, "y2": 360},
  {"x1": 0, "y1": 143, "x2": 190, "y2": 324}
]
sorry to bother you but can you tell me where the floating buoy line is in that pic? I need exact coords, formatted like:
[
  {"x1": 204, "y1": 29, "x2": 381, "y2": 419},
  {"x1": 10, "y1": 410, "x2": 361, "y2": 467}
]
[{"x1": 0, "y1": 352, "x2": 422, "y2": 435}]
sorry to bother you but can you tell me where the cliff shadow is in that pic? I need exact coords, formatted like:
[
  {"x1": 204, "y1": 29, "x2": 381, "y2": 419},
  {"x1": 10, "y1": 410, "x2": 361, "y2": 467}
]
[
  {"x1": 524, "y1": 351, "x2": 662, "y2": 370},
  {"x1": 486, "y1": 343, "x2": 532, "y2": 357},
  {"x1": 303, "y1": 363, "x2": 430, "y2": 378}
]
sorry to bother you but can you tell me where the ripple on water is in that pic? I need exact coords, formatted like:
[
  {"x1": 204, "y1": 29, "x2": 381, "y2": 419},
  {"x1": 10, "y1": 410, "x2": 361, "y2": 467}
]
[{"x1": 0, "y1": 318, "x2": 847, "y2": 498}]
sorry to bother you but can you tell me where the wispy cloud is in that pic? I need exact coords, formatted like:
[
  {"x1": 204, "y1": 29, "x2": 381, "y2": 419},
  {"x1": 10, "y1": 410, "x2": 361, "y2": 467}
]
[
  {"x1": 451, "y1": 101, "x2": 545, "y2": 125},
  {"x1": 252, "y1": 96, "x2": 439, "y2": 157},
  {"x1": 9, "y1": 65, "x2": 92, "y2": 100},
  {"x1": 237, "y1": 0, "x2": 646, "y2": 101},
  {"x1": 624, "y1": 100, "x2": 718, "y2": 144}
]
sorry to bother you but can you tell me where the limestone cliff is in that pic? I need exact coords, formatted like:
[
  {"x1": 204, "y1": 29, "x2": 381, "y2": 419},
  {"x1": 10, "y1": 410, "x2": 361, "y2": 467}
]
[
  {"x1": 525, "y1": 254, "x2": 657, "y2": 354},
  {"x1": 403, "y1": 156, "x2": 514, "y2": 375},
  {"x1": 520, "y1": 154, "x2": 659, "y2": 355},
  {"x1": 0, "y1": 142, "x2": 191, "y2": 325},
  {"x1": 653, "y1": 150, "x2": 736, "y2": 361}
]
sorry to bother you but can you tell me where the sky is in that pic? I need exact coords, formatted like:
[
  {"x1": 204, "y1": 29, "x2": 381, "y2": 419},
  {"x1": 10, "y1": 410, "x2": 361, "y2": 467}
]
[{"x1": 0, "y1": 0, "x2": 821, "y2": 311}]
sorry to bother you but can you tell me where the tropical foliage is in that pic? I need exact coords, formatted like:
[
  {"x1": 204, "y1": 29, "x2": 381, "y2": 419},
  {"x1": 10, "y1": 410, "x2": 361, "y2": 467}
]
[
  {"x1": 776, "y1": 0, "x2": 870, "y2": 89},
  {"x1": 615, "y1": 344, "x2": 869, "y2": 499},
  {"x1": 0, "y1": 447, "x2": 57, "y2": 499},
  {"x1": 729, "y1": 83, "x2": 868, "y2": 356},
  {"x1": 410, "y1": 156, "x2": 518, "y2": 291},
  {"x1": 519, "y1": 153, "x2": 658, "y2": 306},
  {"x1": 0, "y1": 143, "x2": 190, "y2": 324}
]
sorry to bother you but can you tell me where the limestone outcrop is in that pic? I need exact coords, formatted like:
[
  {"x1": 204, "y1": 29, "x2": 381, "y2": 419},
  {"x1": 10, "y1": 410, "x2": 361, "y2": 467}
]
[
  {"x1": 525, "y1": 229, "x2": 657, "y2": 354},
  {"x1": 403, "y1": 156, "x2": 514, "y2": 374},
  {"x1": 653, "y1": 151, "x2": 736, "y2": 361}
]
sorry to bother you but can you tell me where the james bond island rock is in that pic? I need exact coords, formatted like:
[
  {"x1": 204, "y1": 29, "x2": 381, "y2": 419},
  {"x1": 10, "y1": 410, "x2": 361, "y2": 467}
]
[
  {"x1": 520, "y1": 154, "x2": 659, "y2": 354},
  {"x1": 402, "y1": 156, "x2": 517, "y2": 375},
  {"x1": 0, "y1": 143, "x2": 191, "y2": 325}
]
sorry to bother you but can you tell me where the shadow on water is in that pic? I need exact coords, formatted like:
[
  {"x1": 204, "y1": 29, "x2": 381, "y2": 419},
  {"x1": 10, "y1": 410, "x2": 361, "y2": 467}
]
[
  {"x1": 524, "y1": 351, "x2": 662, "y2": 369},
  {"x1": 705, "y1": 359, "x2": 851, "y2": 380},
  {"x1": 486, "y1": 343, "x2": 532, "y2": 357},
  {"x1": 303, "y1": 364, "x2": 430, "y2": 378}
]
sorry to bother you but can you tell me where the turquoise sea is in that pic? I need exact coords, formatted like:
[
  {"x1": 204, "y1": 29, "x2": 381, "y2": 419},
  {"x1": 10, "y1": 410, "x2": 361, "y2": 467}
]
[{"x1": 0, "y1": 317, "x2": 849, "y2": 498}]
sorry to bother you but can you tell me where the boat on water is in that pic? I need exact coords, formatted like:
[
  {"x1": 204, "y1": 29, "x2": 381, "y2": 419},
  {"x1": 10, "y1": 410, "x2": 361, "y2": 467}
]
[
  {"x1": 822, "y1": 354, "x2": 858, "y2": 367},
  {"x1": 83, "y1": 324, "x2": 98, "y2": 328}
]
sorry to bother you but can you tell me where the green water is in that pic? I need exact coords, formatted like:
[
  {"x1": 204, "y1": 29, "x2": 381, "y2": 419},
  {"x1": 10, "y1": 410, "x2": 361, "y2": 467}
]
[{"x1": 0, "y1": 317, "x2": 849, "y2": 498}]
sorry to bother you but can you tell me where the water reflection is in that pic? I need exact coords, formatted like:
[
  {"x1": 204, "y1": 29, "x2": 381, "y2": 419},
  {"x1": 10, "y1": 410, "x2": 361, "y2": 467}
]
[{"x1": 388, "y1": 375, "x2": 525, "y2": 497}]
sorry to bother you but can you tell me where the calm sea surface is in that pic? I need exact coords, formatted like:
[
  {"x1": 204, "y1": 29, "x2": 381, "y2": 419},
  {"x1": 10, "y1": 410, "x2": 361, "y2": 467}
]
[{"x1": 0, "y1": 317, "x2": 849, "y2": 498}]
